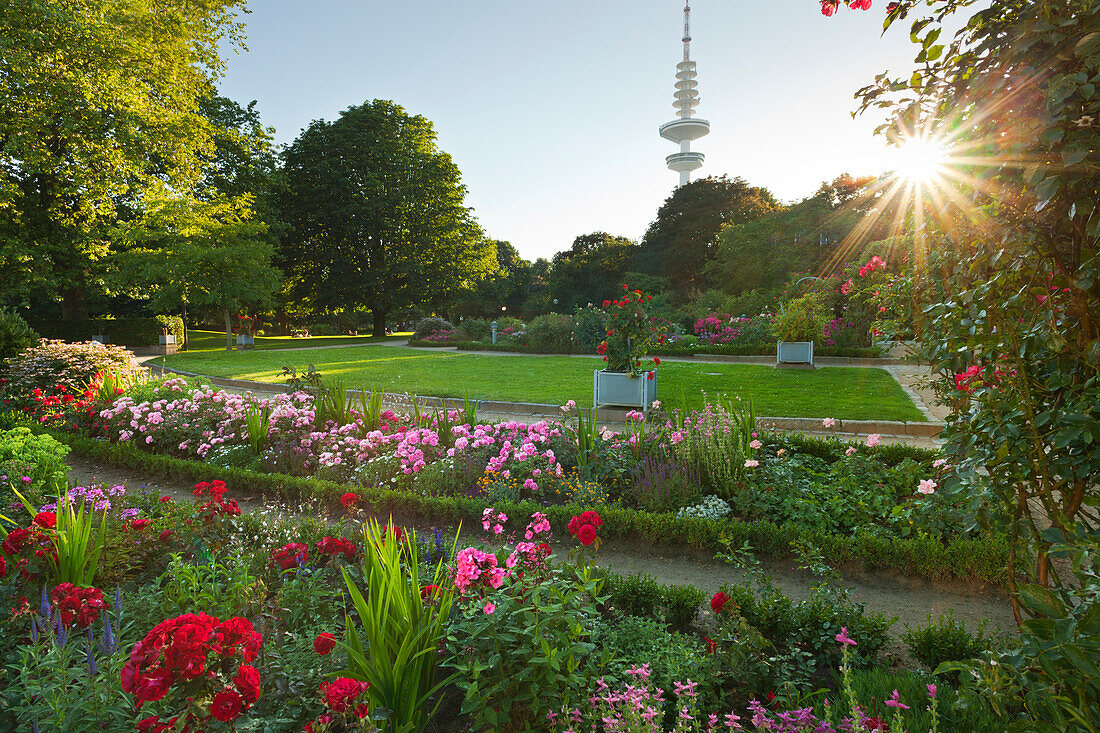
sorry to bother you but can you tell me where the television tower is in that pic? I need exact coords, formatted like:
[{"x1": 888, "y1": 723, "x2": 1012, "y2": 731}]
[{"x1": 659, "y1": 1, "x2": 710, "y2": 186}]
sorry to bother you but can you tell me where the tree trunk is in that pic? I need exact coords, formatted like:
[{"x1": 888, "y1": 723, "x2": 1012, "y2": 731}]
[
  {"x1": 223, "y1": 306, "x2": 233, "y2": 351},
  {"x1": 60, "y1": 284, "x2": 88, "y2": 320},
  {"x1": 372, "y1": 309, "x2": 387, "y2": 338}
]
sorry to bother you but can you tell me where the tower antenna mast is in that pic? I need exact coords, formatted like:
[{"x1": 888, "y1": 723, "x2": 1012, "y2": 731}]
[{"x1": 660, "y1": 0, "x2": 710, "y2": 186}]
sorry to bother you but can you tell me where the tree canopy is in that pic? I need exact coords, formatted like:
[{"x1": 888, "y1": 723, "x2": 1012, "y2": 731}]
[
  {"x1": 543, "y1": 232, "x2": 638, "y2": 312},
  {"x1": 636, "y1": 176, "x2": 778, "y2": 298},
  {"x1": 278, "y1": 100, "x2": 494, "y2": 336},
  {"x1": 0, "y1": 0, "x2": 247, "y2": 316}
]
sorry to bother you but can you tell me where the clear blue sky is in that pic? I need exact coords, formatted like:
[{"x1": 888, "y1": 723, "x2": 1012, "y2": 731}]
[{"x1": 216, "y1": 1, "x2": 929, "y2": 261}]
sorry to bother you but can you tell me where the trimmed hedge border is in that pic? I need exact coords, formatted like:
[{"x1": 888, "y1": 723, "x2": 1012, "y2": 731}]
[
  {"x1": 28, "y1": 316, "x2": 185, "y2": 347},
  {"x1": 409, "y1": 340, "x2": 885, "y2": 360},
  {"x1": 38, "y1": 426, "x2": 1009, "y2": 586}
]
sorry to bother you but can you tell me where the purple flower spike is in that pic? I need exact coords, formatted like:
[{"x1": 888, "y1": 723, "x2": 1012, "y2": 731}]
[
  {"x1": 835, "y1": 626, "x2": 857, "y2": 646},
  {"x1": 884, "y1": 689, "x2": 909, "y2": 709}
]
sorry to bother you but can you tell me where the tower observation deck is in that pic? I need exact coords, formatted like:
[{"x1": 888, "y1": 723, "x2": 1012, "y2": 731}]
[{"x1": 659, "y1": 1, "x2": 710, "y2": 186}]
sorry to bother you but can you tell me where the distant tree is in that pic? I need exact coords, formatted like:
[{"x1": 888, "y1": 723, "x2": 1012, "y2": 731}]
[
  {"x1": 278, "y1": 100, "x2": 494, "y2": 336},
  {"x1": 197, "y1": 96, "x2": 279, "y2": 202},
  {"x1": 108, "y1": 193, "x2": 280, "y2": 351},
  {"x1": 637, "y1": 176, "x2": 778, "y2": 298},
  {"x1": 545, "y1": 232, "x2": 638, "y2": 311},
  {"x1": 464, "y1": 241, "x2": 532, "y2": 316},
  {"x1": 0, "y1": 0, "x2": 247, "y2": 316},
  {"x1": 706, "y1": 174, "x2": 886, "y2": 296}
]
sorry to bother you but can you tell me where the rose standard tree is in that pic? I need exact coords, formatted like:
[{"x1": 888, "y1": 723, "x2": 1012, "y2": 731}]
[{"x1": 825, "y1": 0, "x2": 1100, "y2": 727}]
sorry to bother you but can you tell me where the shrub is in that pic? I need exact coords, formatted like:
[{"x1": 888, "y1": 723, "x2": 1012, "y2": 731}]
[
  {"x1": 527, "y1": 313, "x2": 575, "y2": 353},
  {"x1": 629, "y1": 455, "x2": 702, "y2": 513},
  {"x1": 662, "y1": 583, "x2": 705, "y2": 628},
  {"x1": 460, "y1": 317, "x2": 491, "y2": 342},
  {"x1": 572, "y1": 306, "x2": 607, "y2": 353},
  {"x1": 26, "y1": 317, "x2": 176, "y2": 347},
  {"x1": 0, "y1": 340, "x2": 143, "y2": 411},
  {"x1": 412, "y1": 316, "x2": 455, "y2": 341},
  {"x1": 0, "y1": 426, "x2": 70, "y2": 508},
  {"x1": 0, "y1": 308, "x2": 39, "y2": 364},
  {"x1": 772, "y1": 292, "x2": 827, "y2": 342},
  {"x1": 902, "y1": 611, "x2": 990, "y2": 675},
  {"x1": 607, "y1": 572, "x2": 662, "y2": 617}
]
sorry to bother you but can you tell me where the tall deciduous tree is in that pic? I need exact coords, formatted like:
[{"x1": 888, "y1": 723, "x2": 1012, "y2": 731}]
[
  {"x1": 278, "y1": 100, "x2": 493, "y2": 336},
  {"x1": 637, "y1": 176, "x2": 778, "y2": 298},
  {"x1": 0, "y1": 0, "x2": 246, "y2": 316},
  {"x1": 109, "y1": 193, "x2": 281, "y2": 351},
  {"x1": 545, "y1": 232, "x2": 638, "y2": 312}
]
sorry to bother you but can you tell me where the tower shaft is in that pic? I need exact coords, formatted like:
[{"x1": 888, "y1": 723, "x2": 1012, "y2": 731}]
[{"x1": 659, "y1": 0, "x2": 709, "y2": 186}]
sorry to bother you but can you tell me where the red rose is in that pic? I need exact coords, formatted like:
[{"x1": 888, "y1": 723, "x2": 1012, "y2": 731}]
[
  {"x1": 577, "y1": 524, "x2": 597, "y2": 546},
  {"x1": 705, "y1": 637, "x2": 716, "y2": 654},
  {"x1": 602, "y1": 300, "x2": 610, "y2": 307},
  {"x1": 130, "y1": 518, "x2": 152, "y2": 530},
  {"x1": 340, "y1": 492, "x2": 357, "y2": 509},
  {"x1": 577, "y1": 510, "x2": 603, "y2": 528},
  {"x1": 314, "y1": 632, "x2": 337, "y2": 655},
  {"x1": 2, "y1": 527, "x2": 33, "y2": 555},
  {"x1": 321, "y1": 677, "x2": 369, "y2": 713},
  {"x1": 210, "y1": 687, "x2": 244, "y2": 722},
  {"x1": 0, "y1": 555, "x2": 5, "y2": 578},
  {"x1": 32, "y1": 512, "x2": 56, "y2": 529},
  {"x1": 710, "y1": 591, "x2": 730, "y2": 614},
  {"x1": 420, "y1": 585, "x2": 440, "y2": 599},
  {"x1": 158, "y1": 529, "x2": 172, "y2": 542},
  {"x1": 647, "y1": 371, "x2": 654, "y2": 380},
  {"x1": 820, "y1": 0, "x2": 839, "y2": 15},
  {"x1": 653, "y1": 357, "x2": 661, "y2": 366},
  {"x1": 233, "y1": 664, "x2": 262, "y2": 704},
  {"x1": 159, "y1": 496, "x2": 171, "y2": 503}
]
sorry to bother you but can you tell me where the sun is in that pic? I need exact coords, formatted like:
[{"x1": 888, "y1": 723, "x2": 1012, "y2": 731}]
[{"x1": 889, "y1": 136, "x2": 948, "y2": 184}]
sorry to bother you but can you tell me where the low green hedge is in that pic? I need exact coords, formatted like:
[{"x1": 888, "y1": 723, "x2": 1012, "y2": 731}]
[
  {"x1": 28, "y1": 316, "x2": 185, "y2": 347},
  {"x1": 428, "y1": 340, "x2": 883, "y2": 360},
  {"x1": 41, "y1": 428, "x2": 1010, "y2": 585}
]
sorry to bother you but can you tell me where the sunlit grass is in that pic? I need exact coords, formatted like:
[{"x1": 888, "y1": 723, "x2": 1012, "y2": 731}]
[
  {"x1": 157, "y1": 345, "x2": 925, "y2": 422},
  {"x1": 181, "y1": 329, "x2": 410, "y2": 352}
]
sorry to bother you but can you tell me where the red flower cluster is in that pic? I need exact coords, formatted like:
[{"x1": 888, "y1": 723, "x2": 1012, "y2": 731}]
[
  {"x1": 270, "y1": 542, "x2": 310, "y2": 571},
  {"x1": 567, "y1": 511, "x2": 603, "y2": 546},
  {"x1": 859, "y1": 255, "x2": 886, "y2": 278},
  {"x1": 122, "y1": 613, "x2": 263, "y2": 724},
  {"x1": 314, "y1": 632, "x2": 337, "y2": 655},
  {"x1": 50, "y1": 583, "x2": 106, "y2": 628},
  {"x1": 28, "y1": 382, "x2": 97, "y2": 425},
  {"x1": 710, "y1": 591, "x2": 731, "y2": 614},
  {"x1": 339, "y1": 492, "x2": 357, "y2": 510},
  {"x1": 321, "y1": 677, "x2": 369, "y2": 713},
  {"x1": 192, "y1": 479, "x2": 241, "y2": 521},
  {"x1": 32, "y1": 512, "x2": 56, "y2": 529},
  {"x1": 317, "y1": 536, "x2": 357, "y2": 559},
  {"x1": 1, "y1": 525, "x2": 54, "y2": 580}
]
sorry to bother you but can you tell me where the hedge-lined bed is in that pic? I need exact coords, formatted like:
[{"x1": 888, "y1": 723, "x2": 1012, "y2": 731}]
[
  {"x1": 36, "y1": 427, "x2": 1009, "y2": 584},
  {"x1": 409, "y1": 338, "x2": 885, "y2": 360}
]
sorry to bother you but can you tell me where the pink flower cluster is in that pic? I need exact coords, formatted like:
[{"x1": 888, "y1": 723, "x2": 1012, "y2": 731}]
[
  {"x1": 453, "y1": 547, "x2": 508, "y2": 593},
  {"x1": 859, "y1": 255, "x2": 886, "y2": 278}
]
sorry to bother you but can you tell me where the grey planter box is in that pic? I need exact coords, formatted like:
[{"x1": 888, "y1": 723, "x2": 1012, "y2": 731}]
[
  {"x1": 777, "y1": 341, "x2": 814, "y2": 365},
  {"x1": 159, "y1": 334, "x2": 176, "y2": 345},
  {"x1": 236, "y1": 334, "x2": 255, "y2": 350},
  {"x1": 593, "y1": 369, "x2": 656, "y2": 408}
]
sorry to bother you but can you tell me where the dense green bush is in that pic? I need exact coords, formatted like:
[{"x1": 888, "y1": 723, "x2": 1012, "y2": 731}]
[
  {"x1": 607, "y1": 572, "x2": 662, "y2": 617},
  {"x1": 26, "y1": 317, "x2": 177, "y2": 347},
  {"x1": 572, "y1": 306, "x2": 607, "y2": 353},
  {"x1": 903, "y1": 611, "x2": 991, "y2": 675},
  {"x1": 0, "y1": 308, "x2": 39, "y2": 365},
  {"x1": 526, "y1": 313, "x2": 575, "y2": 353},
  {"x1": 0, "y1": 340, "x2": 143, "y2": 410},
  {"x1": 0, "y1": 426, "x2": 70, "y2": 508},
  {"x1": 459, "y1": 317, "x2": 491, "y2": 342},
  {"x1": 772, "y1": 293, "x2": 827, "y2": 343},
  {"x1": 662, "y1": 583, "x2": 706, "y2": 628},
  {"x1": 412, "y1": 316, "x2": 455, "y2": 340}
]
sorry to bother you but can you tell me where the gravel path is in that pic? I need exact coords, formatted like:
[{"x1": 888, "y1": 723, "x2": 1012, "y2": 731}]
[{"x1": 67, "y1": 454, "x2": 1015, "y2": 644}]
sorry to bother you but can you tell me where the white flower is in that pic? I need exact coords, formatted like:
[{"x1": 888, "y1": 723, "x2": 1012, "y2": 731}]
[
  {"x1": 651, "y1": 400, "x2": 661, "y2": 410},
  {"x1": 822, "y1": 417, "x2": 836, "y2": 429},
  {"x1": 866, "y1": 433, "x2": 882, "y2": 447},
  {"x1": 744, "y1": 459, "x2": 759, "y2": 468},
  {"x1": 918, "y1": 479, "x2": 937, "y2": 495}
]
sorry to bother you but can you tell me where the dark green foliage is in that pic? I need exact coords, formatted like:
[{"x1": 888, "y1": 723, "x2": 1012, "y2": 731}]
[
  {"x1": 596, "y1": 616, "x2": 715, "y2": 707},
  {"x1": 541, "y1": 232, "x2": 638, "y2": 313},
  {"x1": 27, "y1": 317, "x2": 177, "y2": 347},
  {"x1": 0, "y1": 308, "x2": 39, "y2": 363},
  {"x1": 903, "y1": 611, "x2": 991, "y2": 675},
  {"x1": 459, "y1": 317, "x2": 491, "y2": 342},
  {"x1": 572, "y1": 306, "x2": 607, "y2": 353},
  {"x1": 841, "y1": 668, "x2": 1004, "y2": 733},
  {"x1": 413, "y1": 317, "x2": 455, "y2": 340},
  {"x1": 607, "y1": 572, "x2": 662, "y2": 618},
  {"x1": 662, "y1": 583, "x2": 705, "y2": 628},
  {"x1": 526, "y1": 314, "x2": 575, "y2": 353}
]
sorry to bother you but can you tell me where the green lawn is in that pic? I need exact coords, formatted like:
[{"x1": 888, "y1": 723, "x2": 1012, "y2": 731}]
[
  {"x1": 181, "y1": 329, "x2": 411, "y2": 352},
  {"x1": 156, "y1": 345, "x2": 925, "y2": 422}
]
